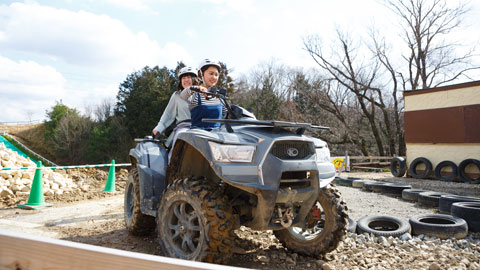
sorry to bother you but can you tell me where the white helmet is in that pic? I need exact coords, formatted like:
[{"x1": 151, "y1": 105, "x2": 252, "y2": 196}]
[
  {"x1": 178, "y1": 66, "x2": 197, "y2": 79},
  {"x1": 198, "y1": 59, "x2": 221, "y2": 72}
]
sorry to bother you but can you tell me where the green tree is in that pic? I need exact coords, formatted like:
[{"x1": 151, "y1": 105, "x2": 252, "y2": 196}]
[
  {"x1": 217, "y1": 62, "x2": 235, "y2": 96},
  {"x1": 115, "y1": 66, "x2": 177, "y2": 139},
  {"x1": 44, "y1": 101, "x2": 79, "y2": 141},
  {"x1": 87, "y1": 115, "x2": 131, "y2": 164},
  {"x1": 52, "y1": 110, "x2": 92, "y2": 165}
]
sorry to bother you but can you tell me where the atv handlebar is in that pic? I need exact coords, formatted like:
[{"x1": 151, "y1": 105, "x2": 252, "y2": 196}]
[
  {"x1": 135, "y1": 136, "x2": 166, "y2": 144},
  {"x1": 190, "y1": 86, "x2": 228, "y2": 99}
]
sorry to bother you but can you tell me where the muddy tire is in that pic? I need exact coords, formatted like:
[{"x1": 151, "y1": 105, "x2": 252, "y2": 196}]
[
  {"x1": 451, "y1": 202, "x2": 480, "y2": 232},
  {"x1": 274, "y1": 187, "x2": 347, "y2": 256},
  {"x1": 409, "y1": 214, "x2": 468, "y2": 239},
  {"x1": 157, "y1": 177, "x2": 235, "y2": 263},
  {"x1": 124, "y1": 168, "x2": 156, "y2": 236}
]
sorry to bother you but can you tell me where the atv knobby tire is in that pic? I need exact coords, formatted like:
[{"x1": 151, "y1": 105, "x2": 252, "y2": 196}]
[
  {"x1": 124, "y1": 168, "x2": 156, "y2": 235},
  {"x1": 157, "y1": 177, "x2": 235, "y2": 263},
  {"x1": 274, "y1": 187, "x2": 347, "y2": 256}
]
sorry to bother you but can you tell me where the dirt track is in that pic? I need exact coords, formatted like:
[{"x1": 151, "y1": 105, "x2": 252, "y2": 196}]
[{"x1": 1, "y1": 171, "x2": 480, "y2": 269}]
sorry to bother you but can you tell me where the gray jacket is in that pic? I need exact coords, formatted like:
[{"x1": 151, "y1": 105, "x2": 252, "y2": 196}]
[{"x1": 153, "y1": 91, "x2": 190, "y2": 134}]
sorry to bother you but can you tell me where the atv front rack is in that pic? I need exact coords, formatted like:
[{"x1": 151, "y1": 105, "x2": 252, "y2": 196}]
[{"x1": 202, "y1": 119, "x2": 329, "y2": 135}]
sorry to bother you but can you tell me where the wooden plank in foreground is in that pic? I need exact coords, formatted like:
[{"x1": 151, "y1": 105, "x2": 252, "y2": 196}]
[{"x1": 0, "y1": 230, "x2": 249, "y2": 270}]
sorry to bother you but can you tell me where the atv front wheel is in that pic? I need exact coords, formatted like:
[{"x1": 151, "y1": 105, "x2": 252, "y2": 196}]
[
  {"x1": 124, "y1": 168, "x2": 156, "y2": 235},
  {"x1": 274, "y1": 187, "x2": 348, "y2": 256},
  {"x1": 157, "y1": 177, "x2": 235, "y2": 263}
]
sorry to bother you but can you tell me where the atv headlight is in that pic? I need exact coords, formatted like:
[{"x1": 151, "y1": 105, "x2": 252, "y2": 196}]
[
  {"x1": 316, "y1": 147, "x2": 331, "y2": 163},
  {"x1": 208, "y1": 142, "x2": 255, "y2": 163}
]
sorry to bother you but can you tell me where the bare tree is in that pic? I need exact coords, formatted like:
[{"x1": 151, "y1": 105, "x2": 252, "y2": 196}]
[
  {"x1": 304, "y1": 31, "x2": 388, "y2": 156},
  {"x1": 386, "y1": 0, "x2": 479, "y2": 89},
  {"x1": 303, "y1": 0, "x2": 478, "y2": 156}
]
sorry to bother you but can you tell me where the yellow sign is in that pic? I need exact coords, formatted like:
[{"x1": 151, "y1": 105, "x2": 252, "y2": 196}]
[{"x1": 332, "y1": 157, "x2": 344, "y2": 170}]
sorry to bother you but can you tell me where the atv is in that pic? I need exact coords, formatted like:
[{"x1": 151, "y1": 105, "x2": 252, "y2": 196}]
[{"x1": 124, "y1": 87, "x2": 348, "y2": 263}]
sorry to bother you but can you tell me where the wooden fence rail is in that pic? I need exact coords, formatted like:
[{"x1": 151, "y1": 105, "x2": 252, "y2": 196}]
[{"x1": 0, "y1": 230, "x2": 250, "y2": 270}]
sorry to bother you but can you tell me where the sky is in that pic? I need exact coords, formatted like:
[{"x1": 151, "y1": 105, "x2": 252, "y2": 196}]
[{"x1": 1, "y1": 0, "x2": 479, "y2": 122}]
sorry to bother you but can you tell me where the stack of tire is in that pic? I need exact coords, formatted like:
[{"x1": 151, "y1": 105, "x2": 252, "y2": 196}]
[
  {"x1": 342, "y1": 181, "x2": 480, "y2": 238},
  {"x1": 390, "y1": 156, "x2": 480, "y2": 183},
  {"x1": 400, "y1": 189, "x2": 480, "y2": 235},
  {"x1": 350, "y1": 209, "x2": 479, "y2": 239}
]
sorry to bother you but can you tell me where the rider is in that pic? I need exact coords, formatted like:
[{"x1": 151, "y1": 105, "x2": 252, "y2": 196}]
[
  {"x1": 152, "y1": 66, "x2": 198, "y2": 149},
  {"x1": 180, "y1": 59, "x2": 225, "y2": 129}
]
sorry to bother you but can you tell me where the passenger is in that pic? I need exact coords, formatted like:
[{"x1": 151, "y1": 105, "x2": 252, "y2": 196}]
[
  {"x1": 152, "y1": 66, "x2": 198, "y2": 161},
  {"x1": 180, "y1": 59, "x2": 225, "y2": 130}
]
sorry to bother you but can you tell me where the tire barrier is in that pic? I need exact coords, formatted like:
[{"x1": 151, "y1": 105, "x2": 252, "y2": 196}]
[
  {"x1": 401, "y1": 189, "x2": 428, "y2": 202},
  {"x1": 379, "y1": 183, "x2": 412, "y2": 197},
  {"x1": 362, "y1": 181, "x2": 378, "y2": 192},
  {"x1": 438, "y1": 195, "x2": 480, "y2": 214},
  {"x1": 409, "y1": 157, "x2": 432, "y2": 179},
  {"x1": 409, "y1": 214, "x2": 468, "y2": 239},
  {"x1": 390, "y1": 157, "x2": 407, "y2": 177},
  {"x1": 451, "y1": 202, "x2": 480, "y2": 232},
  {"x1": 417, "y1": 191, "x2": 451, "y2": 208},
  {"x1": 434, "y1": 160, "x2": 458, "y2": 181},
  {"x1": 336, "y1": 177, "x2": 355, "y2": 187},
  {"x1": 458, "y1": 159, "x2": 480, "y2": 184},
  {"x1": 356, "y1": 214, "x2": 411, "y2": 237},
  {"x1": 352, "y1": 179, "x2": 365, "y2": 188},
  {"x1": 370, "y1": 182, "x2": 388, "y2": 193}
]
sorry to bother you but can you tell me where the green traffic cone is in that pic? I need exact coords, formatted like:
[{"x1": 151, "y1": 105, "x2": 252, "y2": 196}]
[
  {"x1": 18, "y1": 161, "x2": 52, "y2": 210},
  {"x1": 102, "y1": 160, "x2": 116, "y2": 192}
]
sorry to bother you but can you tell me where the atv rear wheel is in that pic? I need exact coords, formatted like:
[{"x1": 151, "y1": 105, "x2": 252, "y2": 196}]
[
  {"x1": 274, "y1": 187, "x2": 348, "y2": 256},
  {"x1": 157, "y1": 177, "x2": 235, "y2": 263},
  {"x1": 124, "y1": 168, "x2": 156, "y2": 235}
]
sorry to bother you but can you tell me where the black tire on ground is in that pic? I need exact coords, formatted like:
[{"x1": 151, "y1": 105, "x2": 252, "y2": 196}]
[
  {"x1": 356, "y1": 214, "x2": 411, "y2": 237},
  {"x1": 409, "y1": 157, "x2": 433, "y2": 179},
  {"x1": 157, "y1": 177, "x2": 235, "y2": 263},
  {"x1": 336, "y1": 177, "x2": 354, "y2": 187},
  {"x1": 274, "y1": 187, "x2": 348, "y2": 256},
  {"x1": 363, "y1": 181, "x2": 383, "y2": 192},
  {"x1": 409, "y1": 214, "x2": 468, "y2": 239},
  {"x1": 379, "y1": 183, "x2": 412, "y2": 197},
  {"x1": 401, "y1": 189, "x2": 427, "y2": 202},
  {"x1": 390, "y1": 157, "x2": 407, "y2": 177},
  {"x1": 417, "y1": 191, "x2": 450, "y2": 208},
  {"x1": 371, "y1": 182, "x2": 388, "y2": 193},
  {"x1": 434, "y1": 161, "x2": 458, "y2": 181},
  {"x1": 352, "y1": 180, "x2": 365, "y2": 188},
  {"x1": 458, "y1": 159, "x2": 480, "y2": 184},
  {"x1": 451, "y1": 202, "x2": 480, "y2": 232},
  {"x1": 438, "y1": 195, "x2": 480, "y2": 214},
  {"x1": 347, "y1": 217, "x2": 357, "y2": 233},
  {"x1": 124, "y1": 168, "x2": 156, "y2": 236}
]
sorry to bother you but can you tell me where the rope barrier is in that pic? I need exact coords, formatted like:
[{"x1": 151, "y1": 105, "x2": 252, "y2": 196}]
[{"x1": 1, "y1": 163, "x2": 132, "y2": 171}]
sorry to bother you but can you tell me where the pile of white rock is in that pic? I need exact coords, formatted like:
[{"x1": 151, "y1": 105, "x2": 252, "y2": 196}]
[{"x1": 0, "y1": 142, "x2": 78, "y2": 199}]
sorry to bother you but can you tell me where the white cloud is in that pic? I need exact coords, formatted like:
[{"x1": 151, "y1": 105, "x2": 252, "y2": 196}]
[
  {"x1": 102, "y1": 0, "x2": 153, "y2": 11},
  {"x1": 0, "y1": 55, "x2": 66, "y2": 122},
  {"x1": 185, "y1": 28, "x2": 197, "y2": 39},
  {"x1": 0, "y1": 2, "x2": 190, "y2": 73}
]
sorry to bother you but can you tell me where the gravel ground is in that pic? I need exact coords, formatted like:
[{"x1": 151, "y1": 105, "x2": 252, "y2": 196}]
[{"x1": 1, "y1": 171, "x2": 480, "y2": 269}]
